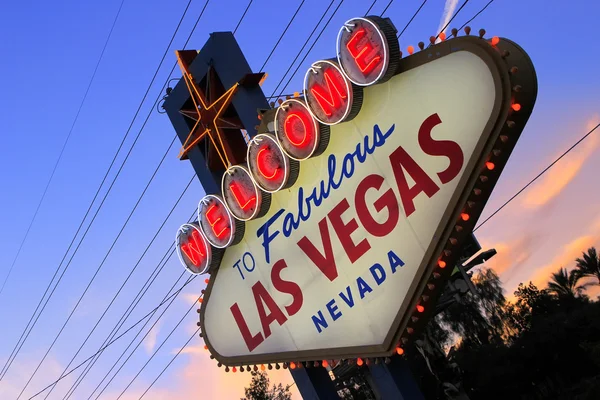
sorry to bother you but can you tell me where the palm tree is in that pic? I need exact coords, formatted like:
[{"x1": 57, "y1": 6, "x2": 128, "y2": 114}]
[
  {"x1": 575, "y1": 247, "x2": 600, "y2": 284},
  {"x1": 547, "y1": 267, "x2": 587, "y2": 298}
]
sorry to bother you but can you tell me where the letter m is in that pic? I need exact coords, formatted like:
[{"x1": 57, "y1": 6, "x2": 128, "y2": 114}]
[{"x1": 310, "y1": 69, "x2": 347, "y2": 117}]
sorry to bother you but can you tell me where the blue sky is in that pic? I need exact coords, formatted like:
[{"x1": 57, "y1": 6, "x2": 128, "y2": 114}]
[{"x1": 1, "y1": 0, "x2": 599, "y2": 398}]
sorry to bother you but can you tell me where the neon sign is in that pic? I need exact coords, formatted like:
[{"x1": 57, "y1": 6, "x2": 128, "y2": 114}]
[
  {"x1": 275, "y1": 99, "x2": 330, "y2": 161},
  {"x1": 176, "y1": 223, "x2": 213, "y2": 275},
  {"x1": 168, "y1": 14, "x2": 537, "y2": 369},
  {"x1": 337, "y1": 16, "x2": 399, "y2": 86}
]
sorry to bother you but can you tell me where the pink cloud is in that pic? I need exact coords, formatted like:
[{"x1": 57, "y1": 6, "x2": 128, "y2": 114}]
[{"x1": 521, "y1": 114, "x2": 600, "y2": 208}]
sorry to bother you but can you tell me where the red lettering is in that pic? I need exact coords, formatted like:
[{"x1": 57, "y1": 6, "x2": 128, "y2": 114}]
[
  {"x1": 257, "y1": 147, "x2": 281, "y2": 181},
  {"x1": 297, "y1": 217, "x2": 338, "y2": 281},
  {"x1": 355, "y1": 174, "x2": 400, "y2": 237},
  {"x1": 389, "y1": 146, "x2": 440, "y2": 217},
  {"x1": 284, "y1": 111, "x2": 313, "y2": 148},
  {"x1": 346, "y1": 28, "x2": 382, "y2": 75},
  {"x1": 180, "y1": 230, "x2": 206, "y2": 266},
  {"x1": 310, "y1": 69, "x2": 347, "y2": 117},
  {"x1": 328, "y1": 198, "x2": 371, "y2": 263},
  {"x1": 418, "y1": 113, "x2": 464, "y2": 184},
  {"x1": 253, "y1": 281, "x2": 287, "y2": 339},
  {"x1": 229, "y1": 181, "x2": 256, "y2": 211},
  {"x1": 205, "y1": 204, "x2": 229, "y2": 238},
  {"x1": 271, "y1": 259, "x2": 303, "y2": 316},
  {"x1": 231, "y1": 302, "x2": 264, "y2": 352}
]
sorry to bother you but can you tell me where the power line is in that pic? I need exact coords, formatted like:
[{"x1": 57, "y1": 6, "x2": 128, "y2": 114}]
[
  {"x1": 92, "y1": 273, "x2": 193, "y2": 400},
  {"x1": 475, "y1": 123, "x2": 600, "y2": 231},
  {"x1": 0, "y1": 0, "x2": 126, "y2": 299},
  {"x1": 41, "y1": 175, "x2": 196, "y2": 399},
  {"x1": 0, "y1": 0, "x2": 197, "y2": 384},
  {"x1": 62, "y1": 248, "x2": 178, "y2": 400},
  {"x1": 273, "y1": 0, "x2": 348, "y2": 99},
  {"x1": 380, "y1": 0, "x2": 395, "y2": 16},
  {"x1": 26, "y1": 276, "x2": 196, "y2": 399},
  {"x1": 397, "y1": 0, "x2": 428, "y2": 38},
  {"x1": 116, "y1": 298, "x2": 199, "y2": 399},
  {"x1": 267, "y1": 0, "x2": 337, "y2": 99},
  {"x1": 65, "y1": 212, "x2": 197, "y2": 400},
  {"x1": 233, "y1": 0, "x2": 253, "y2": 35},
  {"x1": 432, "y1": 0, "x2": 470, "y2": 44},
  {"x1": 365, "y1": 0, "x2": 378, "y2": 16},
  {"x1": 15, "y1": 134, "x2": 181, "y2": 399},
  {"x1": 139, "y1": 329, "x2": 200, "y2": 399},
  {"x1": 259, "y1": 0, "x2": 307, "y2": 73},
  {"x1": 456, "y1": 0, "x2": 495, "y2": 32}
]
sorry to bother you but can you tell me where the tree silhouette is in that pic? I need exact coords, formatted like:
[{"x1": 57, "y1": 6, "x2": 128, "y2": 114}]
[
  {"x1": 547, "y1": 267, "x2": 588, "y2": 298},
  {"x1": 242, "y1": 370, "x2": 291, "y2": 400},
  {"x1": 575, "y1": 246, "x2": 600, "y2": 285}
]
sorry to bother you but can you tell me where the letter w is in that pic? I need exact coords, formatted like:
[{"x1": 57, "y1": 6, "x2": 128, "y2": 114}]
[
  {"x1": 310, "y1": 70, "x2": 347, "y2": 116},
  {"x1": 181, "y1": 230, "x2": 205, "y2": 266}
]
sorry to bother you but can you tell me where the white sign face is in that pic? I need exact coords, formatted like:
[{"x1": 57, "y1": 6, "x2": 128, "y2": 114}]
[{"x1": 203, "y1": 50, "x2": 498, "y2": 361}]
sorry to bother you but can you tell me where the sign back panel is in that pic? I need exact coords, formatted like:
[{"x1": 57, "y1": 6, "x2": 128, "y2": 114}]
[{"x1": 200, "y1": 37, "x2": 535, "y2": 365}]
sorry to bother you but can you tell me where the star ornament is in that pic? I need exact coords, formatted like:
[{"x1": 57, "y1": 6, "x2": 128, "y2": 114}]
[{"x1": 176, "y1": 50, "x2": 244, "y2": 167}]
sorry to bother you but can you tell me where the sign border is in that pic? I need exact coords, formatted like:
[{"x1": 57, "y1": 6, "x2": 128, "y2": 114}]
[{"x1": 199, "y1": 35, "x2": 536, "y2": 366}]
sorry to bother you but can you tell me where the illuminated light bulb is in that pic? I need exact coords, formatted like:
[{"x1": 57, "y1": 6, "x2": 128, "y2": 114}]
[
  {"x1": 396, "y1": 347, "x2": 404, "y2": 355},
  {"x1": 260, "y1": 364, "x2": 266, "y2": 371},
  {"x1": 293, "y1": 91, "x2": 300, "y2": 98},
  {"x1": 204, "y1": 278, "x2": 209, "y2": 284},
  {"x1": 491, "y1": 36, "x2": 500, "y2": 46},
  {"x1": 416, "y1": 304, "x2": 425, "y2": 313},
  {"x1": 511, "y1": 103, "x2": 521, "y2": 111},
  {"x1": 203, "y1": 344, "x2": 208, "y2": 350},
  {"x1": 439, "y1": 32, "x2": 446, "y2": 41},
  {"x1": 232, "y1": 367, "x2": 237, "y2": 373},
  {"x1": 322, "y1": 360, "x2": 329, "y2": 367},
  {"x1": 290, "y1": 362, "x2": 296, "y2": 370},
  {"x1": 198, "y1": 298, "x2": 203, "y2": 303},
  {"x1": 357, "y1": 358, "x2": 364, "y2": 366},
  {"x1": 438, "y1": 260, "x2": 447, "y2": 268},
  {"x1": 461, "y1": 213, "x2": 470, "y2": 221},
  {"x1": 407, "y1": 45, "x2": 414, "y2": 55},
  {"x1": 486, "y1": 161, "x2": 495, "y2": 170}
]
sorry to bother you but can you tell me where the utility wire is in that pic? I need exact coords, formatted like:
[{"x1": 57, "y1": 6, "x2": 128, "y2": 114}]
[
  {"x1": 432, "y1": 0, "x2": 470, "y2": 44},
  {"x1": 0, "y1": 0, "x2": 197, "y2": 383},
  {"x1": 234, "y1": 0, "x2": 253, "y2": 35},
  {"x1": 67, "y1": 211, "x2": 196, "y2": 400},
  {"x1": 26, "y1": 276, "x2": 196, "y2": 399},
  {"x1": 84, "y1": 267, "x2": 188, "y2": 400},
  {"x1": 475, "y1": 123, "x2": 600, "y2": 231},
  {"x1": 259, "y1": 0, "x2": 306, "y2": 72},
  {"x1": 380, "y1": 0, "x2": 394, "y2": 16},
  {"x1": 365, "y1": 0, "x2": 378, "y2": 16},
  {"x1": 139, "y1": 329, "x2": 199, "y2": 399},
  {"x1": 267, "y1": 0, "x2": 337, "y2": 99},
  {"x1": 456, "y1": 0, "x2": 495, "y2": 32},
  {"x1": 0, "y1": 0, "x2": 126, "y2": 299},
  {"x1": 115, "y1": 297, "x2": 199, "y2": 399},
  {"x1": 273, "y1": 0, "x2": 348, "y2": 99},
  {"x1": 42, "y1": 175, "x2": 196, "y2": 399},
  {"x1": 397, "y1": 0, "x2": 427, "y2": 38},
  {"x1": 15, "y1": 132, "x2": 180, "y2": 399}
]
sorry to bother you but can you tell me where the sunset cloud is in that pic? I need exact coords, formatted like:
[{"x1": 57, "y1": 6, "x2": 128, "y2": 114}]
[
  {"x1": 530, "y1": 234, "x2": 599, "y2": 289},
  {"x1": 522, "y1": 114, "x2": 600, "y2": 208},
  {"x1": 144, "y1": 323, "x2": 160, "y2": 354}
]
